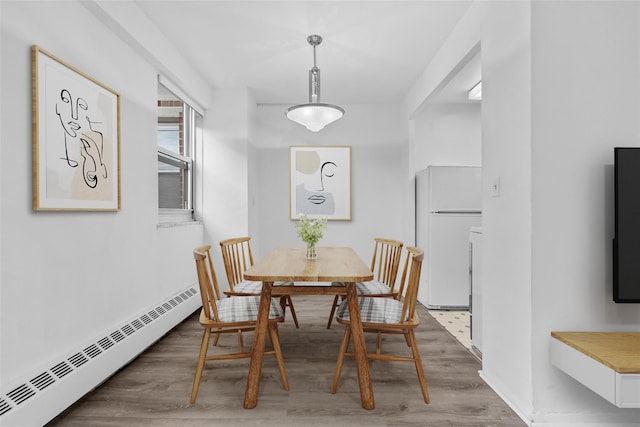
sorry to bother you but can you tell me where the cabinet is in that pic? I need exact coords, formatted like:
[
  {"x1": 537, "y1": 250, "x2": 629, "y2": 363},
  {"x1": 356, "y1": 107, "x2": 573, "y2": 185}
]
[
  {"x1": 469, "y1": 227, "x2": 483, "y2": 357},
  {"x1": 550, "y1": 332, "x2": 640, "y2": 408}
]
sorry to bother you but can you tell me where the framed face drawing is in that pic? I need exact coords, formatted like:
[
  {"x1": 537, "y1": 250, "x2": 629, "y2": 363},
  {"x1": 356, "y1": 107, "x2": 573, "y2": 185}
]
[
  {"x1": 32, "y1": 45, "x2": 121, "y2": 211},
  {"x1": 289, "y1": 146, "x2": 351, "y2": 220}
]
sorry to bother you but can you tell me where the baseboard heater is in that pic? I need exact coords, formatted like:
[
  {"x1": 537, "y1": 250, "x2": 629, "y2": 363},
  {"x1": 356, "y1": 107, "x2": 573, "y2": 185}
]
[{"x1": 0, "y1": 285, "x2": 200, "y2": 426}]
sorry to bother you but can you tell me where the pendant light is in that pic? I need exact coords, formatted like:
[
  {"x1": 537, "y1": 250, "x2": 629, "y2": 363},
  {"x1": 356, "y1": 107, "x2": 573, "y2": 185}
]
[{"x1": 286, "y1": 35, "x2": 345, "y2": 132}]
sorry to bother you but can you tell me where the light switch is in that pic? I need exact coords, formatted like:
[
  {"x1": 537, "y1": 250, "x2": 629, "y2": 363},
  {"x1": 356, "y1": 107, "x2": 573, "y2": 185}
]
[{"x1": 491, "y1": 176, "x2": 501, "y2": 197}]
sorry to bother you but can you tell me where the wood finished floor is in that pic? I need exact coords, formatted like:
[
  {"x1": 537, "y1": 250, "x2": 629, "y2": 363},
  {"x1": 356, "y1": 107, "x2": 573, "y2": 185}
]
[{"x1": 48, "y1": 296, "x2": 525, "y2": 426}]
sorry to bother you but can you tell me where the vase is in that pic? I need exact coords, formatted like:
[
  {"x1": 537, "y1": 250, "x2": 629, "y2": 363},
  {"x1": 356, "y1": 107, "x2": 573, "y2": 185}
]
[{"x1": 306, "y1": 243, "x2": 317, "y2": 260}]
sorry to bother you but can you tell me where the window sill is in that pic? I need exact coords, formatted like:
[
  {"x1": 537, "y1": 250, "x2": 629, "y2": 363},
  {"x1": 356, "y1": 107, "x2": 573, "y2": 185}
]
[
  {"x1": 158, "y1": 209, "x2": 200, "y2": 228},
  {"x1": 157, "y1": 220, "x2": 202, "y2": 229}
]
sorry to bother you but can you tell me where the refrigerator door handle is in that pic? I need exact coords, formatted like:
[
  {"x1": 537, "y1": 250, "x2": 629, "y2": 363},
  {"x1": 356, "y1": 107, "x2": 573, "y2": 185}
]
[{"x1": 431, "y1": 210, "x2": 482, "y2": 214}]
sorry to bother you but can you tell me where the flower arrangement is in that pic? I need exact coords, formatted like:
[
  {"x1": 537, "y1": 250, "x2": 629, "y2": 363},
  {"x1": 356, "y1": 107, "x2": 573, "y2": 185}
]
[{"x1": 295, "y1": 214, "x2": 327, "y2": 259}]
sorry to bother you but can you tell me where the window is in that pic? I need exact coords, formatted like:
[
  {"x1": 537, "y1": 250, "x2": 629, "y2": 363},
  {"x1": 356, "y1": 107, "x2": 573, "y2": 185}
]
[{"x1": 157, "y1": 81, "x2": 202, "y2": 223}]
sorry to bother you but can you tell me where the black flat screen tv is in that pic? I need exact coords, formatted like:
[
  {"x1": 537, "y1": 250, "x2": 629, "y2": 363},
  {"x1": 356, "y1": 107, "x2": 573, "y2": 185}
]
[{"x1": 613, "y1": 147, "x2": 640, "y2": 303}]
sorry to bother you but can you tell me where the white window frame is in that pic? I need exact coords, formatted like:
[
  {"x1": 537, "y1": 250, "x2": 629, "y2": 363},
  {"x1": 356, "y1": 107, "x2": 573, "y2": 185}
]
[{"x1": 157, "y1": 78, "x2": 201, "y2": 224}]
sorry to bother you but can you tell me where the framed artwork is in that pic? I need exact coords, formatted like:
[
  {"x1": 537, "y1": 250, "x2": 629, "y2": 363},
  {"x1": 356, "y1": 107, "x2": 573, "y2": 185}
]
[
  {"x1": 32, "y1": 45, "x2": 121, "y2": 211},
  {"x1": 289, "y1": 146, "x2": 351, "y2": 220}
]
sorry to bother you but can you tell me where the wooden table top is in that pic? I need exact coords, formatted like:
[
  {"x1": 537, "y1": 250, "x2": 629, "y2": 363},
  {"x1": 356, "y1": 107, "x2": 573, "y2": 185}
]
[
  {"x1": 551, "y1": 331, "x2": 640, "y2": 373},
  {"x1": 244, "y1": 246, "x2": 373, "y2": 283}
]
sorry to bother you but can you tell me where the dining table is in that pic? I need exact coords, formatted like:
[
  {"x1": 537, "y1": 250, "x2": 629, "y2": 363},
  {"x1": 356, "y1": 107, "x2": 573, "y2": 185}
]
[{"x1": 242, "y1": 246, "x2": 375, "y2": 409}]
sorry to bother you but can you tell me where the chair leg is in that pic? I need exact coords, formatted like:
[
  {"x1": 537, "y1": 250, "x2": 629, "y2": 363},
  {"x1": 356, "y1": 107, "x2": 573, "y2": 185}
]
[
  {"x1": 237, "y1": 329, "x2": 244, "y2": 352},
  {"x1": 285, "y1": 296, "x2": 300, "y2": 328},
  {"x1": 404, "y1": 333, "x2": 411, "y2": 347},
  {"x1": 376, "y1": 331, "x2": 382, "y2": 355},
  {"x1": 190, "y1": 328, "x2": 211, "y2": 404},
  {"x1": 269, "y1": 322, "x2": 289, "y2": 391},
  {"x1": 279, "y1": 296, "x2": 300, "y2": 328},
  {"x1": 326, "y1": 295, "x2": 340, "y2": 329},
  {"x1": 213, "y1": 331, "x2": 220, "y2": 346},
  {"x1": 407, "y1": 329, "x2": 430, "y2": 404},
  {"x1": 331, "y1": 326, "x2": 351, "y2": 394}
]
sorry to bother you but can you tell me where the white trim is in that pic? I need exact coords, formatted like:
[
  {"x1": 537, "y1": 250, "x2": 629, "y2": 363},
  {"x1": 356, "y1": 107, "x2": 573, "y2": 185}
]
[
  {"x1": 158, "y1": 74, "x2": 204, "y2": 115},
  {"x1": 158, "y1": 146, "x2": 191, "y2": 164},
  {"x1": 478, "y1": 370, "x2": 533, "y2": 426},
  {"x1": 158, "y1": 208, "x2": 195, "y2": 224}
]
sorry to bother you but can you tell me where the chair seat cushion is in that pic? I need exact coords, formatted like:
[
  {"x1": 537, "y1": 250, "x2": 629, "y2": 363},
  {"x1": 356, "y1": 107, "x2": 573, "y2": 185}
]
[
  {"x1": 233, "y1": 280, "x2": 263, "y2": 294},
  {"x1": 330, "y1": 281, "x2": 392, "y2": 295},
  {"x1": 355, "y1": 280, "x2": 391, "y2": 295},
  {"x1": 216, "y1": 296, "x2": 283, "y2": 322},
  {"x1": 336, "y1": 297, "x2": 404, "y2": 324}
]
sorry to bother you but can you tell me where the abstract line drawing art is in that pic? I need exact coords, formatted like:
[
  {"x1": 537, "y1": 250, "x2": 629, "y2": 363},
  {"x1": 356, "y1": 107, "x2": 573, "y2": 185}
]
[
  {"x1": 289, "y1": 146, "x2": 351, "y2": 220},
  {"x1": 32, "y1": 45, "x2": 120, "y2": 211}
]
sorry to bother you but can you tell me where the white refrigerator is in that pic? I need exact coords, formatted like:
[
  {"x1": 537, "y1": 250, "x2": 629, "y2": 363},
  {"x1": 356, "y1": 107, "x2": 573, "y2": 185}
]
[{"x1": 415, "y1": 166, "x2": 482, "y2": 309}]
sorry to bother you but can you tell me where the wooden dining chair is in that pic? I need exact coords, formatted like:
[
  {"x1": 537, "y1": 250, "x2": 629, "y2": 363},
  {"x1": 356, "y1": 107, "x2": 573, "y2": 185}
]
[
  {"x1": 330, "y1": 246, "x2": 430, "y2": 404},
  {"x1": 190, "y1": 246, "x2": 289, "y2": 404},
  {"x1": 220, "y1": 236, "x2": 299, "y2": 328},
  {"x1": 326, "y1": 237, "x2": 403, "y2": 328},
  {"x1": 195, "y1": 244, "x2": 226, "y2": 346}
]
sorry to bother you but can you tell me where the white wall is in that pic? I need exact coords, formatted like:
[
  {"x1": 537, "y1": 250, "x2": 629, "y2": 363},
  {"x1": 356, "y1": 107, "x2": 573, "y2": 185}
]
[
  {"x1": 0, "y1": 1, "x2": 230, "y2": 423},
  {"x1": 252, "y1": 104, "x2": 408, "y2": 262},
  {"x1": 413, "y1": 102, "x2": 482, "y2": 171},
  {"x1": 406, "y1": 1, "x2": 640, "y2": 425},
  {"x1": 201, "y1": 87, "x2": 255, "y2": 284},
  {"x1": 480, "y1": 0, "x2": 534, "y2": 419},
  {"x1": 530, "y1": 1, "x2": 640, "y2": 425}
]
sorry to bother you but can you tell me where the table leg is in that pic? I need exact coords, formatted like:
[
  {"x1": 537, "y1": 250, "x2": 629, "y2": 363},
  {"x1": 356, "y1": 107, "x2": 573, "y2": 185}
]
[
  {"x1": 244, "y1": 281, "x2": 273, "y2": 409},
  {"x1": 345, "y1": 282, "x2": 375, "y2": 409}
]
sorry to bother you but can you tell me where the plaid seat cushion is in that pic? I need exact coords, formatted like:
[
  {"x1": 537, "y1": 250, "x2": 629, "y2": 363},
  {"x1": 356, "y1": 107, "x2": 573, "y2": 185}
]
[
  {"x1": 336, "y1": 297, "x2": 405, "y2": 324},
  {"x1": 216, "y1": 296, "x2": 283, "y2": 322},
  {"x1": 330, "y1": 281, "x2": 392, "y2": 295},
  {"x1": 233, "y1": 280, "x2": 263, "y2": 294},
  {"x1": 355, "y1": 280, "x2": 391, "y2": 295},
  {"x1": 233, "y1": 280, "x2": 295, "y2": 294}
]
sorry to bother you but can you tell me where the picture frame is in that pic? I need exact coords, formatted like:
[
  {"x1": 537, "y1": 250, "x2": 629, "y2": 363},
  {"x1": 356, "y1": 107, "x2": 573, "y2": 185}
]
[
  {"x1": 32, "y1": 45, "x2": 121, "y2": 211},
  {"x1": 289, "y1": 146, "x2": 351, "y2": 220}
]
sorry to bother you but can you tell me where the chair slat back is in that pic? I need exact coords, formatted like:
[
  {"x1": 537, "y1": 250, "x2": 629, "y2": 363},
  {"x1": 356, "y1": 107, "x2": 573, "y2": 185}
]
[
  {"x1": 199, "y1": 245, "x2": 221, "y2": 301},
  {"x1": 194, "y1": 246, "x2": 221, "y2": 322},
  {"x1": 220, "y1": 237, "x2": 254, "y2": 291},
  {"x1": 370, "y1": 238, "x2": 403, "y2": 292},
  {"x1": 396, "y1": 247, "x2": 424, "y2": 322}
]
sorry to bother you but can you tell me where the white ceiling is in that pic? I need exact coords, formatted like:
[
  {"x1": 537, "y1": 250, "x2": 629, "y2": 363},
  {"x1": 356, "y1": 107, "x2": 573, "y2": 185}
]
[{"x1": 135, "y1": 1, "x2": 477, "y2": 106}]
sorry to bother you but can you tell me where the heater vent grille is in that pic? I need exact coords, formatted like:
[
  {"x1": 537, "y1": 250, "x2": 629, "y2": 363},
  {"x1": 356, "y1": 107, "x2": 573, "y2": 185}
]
[
  {"x1": 84, "y1": 344, "x2": 102, "y2": 359},
  {"x1": 98, "y1": 337, "x2": 115, "y2": 350},
  {"x1": 30, "y1": 372, "x2": 55, "y2": 391},
  {"x1": 0, "y1": 286, "x2": 198, "y2": 424},
  {"x1": 121, "y1": 324, "x2": 135, "y2": 336},
  {"x1": 68, "y1": 352, "x2": 88, "y2": 368},
  {"x1": 110, "y1": 330, "x2": 125, "y2": 342},
  {"x1": 0, "y1": 398, "x2": 11, "y2": 416},
  {"x1": 7, "y1": 384, "x2": 35, "y2": 405},
  {"x1": 51, "y1": 361, "x2": 73, "y2": 379}
]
